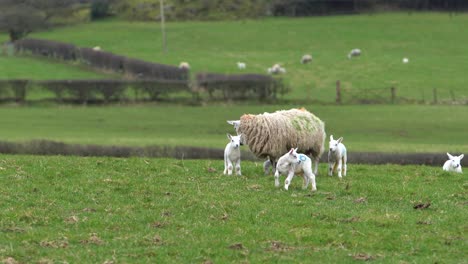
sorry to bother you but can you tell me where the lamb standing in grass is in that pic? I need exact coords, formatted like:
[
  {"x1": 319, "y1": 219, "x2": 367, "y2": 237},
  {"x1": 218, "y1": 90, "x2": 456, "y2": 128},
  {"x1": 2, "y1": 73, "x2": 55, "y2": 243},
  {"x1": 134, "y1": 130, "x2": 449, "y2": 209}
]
[
  {"x1": 179, "y1": 62, "x2": 190, "y2": 70},
  {"x1": 237, "y1": 62, "x2": 246, "y2": 70},
  {"x1": 227, "y1": 108, "x2": 326, "y2": 175},
  {"x1": 442, "y1": 153, "x2": 464, "y2": 173},
  {"x1": 328, "y1": 135, "x2": 347, "y2": 178},
  {"x1": 347, "y1": 48, "x2": 361, "y2": 59},
  {"x1": 224, "y1": 133, "x2": 242, "y2": 176},
  {"x1": 301, "y1": 54, "x2": 313, "y2": 64},
  {"x1": 274, "y1": 148, "x2": 316, "y2": 191}
]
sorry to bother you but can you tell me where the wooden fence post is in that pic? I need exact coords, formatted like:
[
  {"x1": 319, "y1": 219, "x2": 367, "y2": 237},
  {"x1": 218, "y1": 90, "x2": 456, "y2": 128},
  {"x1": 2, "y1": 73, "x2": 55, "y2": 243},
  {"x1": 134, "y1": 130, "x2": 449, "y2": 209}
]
[
  {"x1": 336, "y1": 80, "x2": 341, "y2": 104},
  {"x1": 391, "y1": 87, "x2": 396, "y2": 104}
]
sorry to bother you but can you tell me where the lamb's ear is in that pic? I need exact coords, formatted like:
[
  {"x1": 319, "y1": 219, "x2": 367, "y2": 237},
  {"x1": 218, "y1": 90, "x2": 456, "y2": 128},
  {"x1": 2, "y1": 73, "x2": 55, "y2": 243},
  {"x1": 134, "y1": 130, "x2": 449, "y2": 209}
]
[
  {"x1": 460, "y1": 154, "x2": 464, "y2": 160},
  {"x1": 337, "y1": 137, "x2": 343, "y2": 143},
  {"x1": 227, "y1": 120, "x2": 234, "y2": 125},
  {"x1": 289, "y1": 148, "x2": 294, "y2": 154},
  {"x1": 447, "y1": 153, "x2": 454, "y2": 159},
  {"x1": 227, "y1": 133, "x2": 232, "y2": 140},
  {"x1": 294, "y1": 147, "x2": 298, "y2": 152},
  {"x1": 330, "y1": 135, "x2": 334, "y2": 141}
]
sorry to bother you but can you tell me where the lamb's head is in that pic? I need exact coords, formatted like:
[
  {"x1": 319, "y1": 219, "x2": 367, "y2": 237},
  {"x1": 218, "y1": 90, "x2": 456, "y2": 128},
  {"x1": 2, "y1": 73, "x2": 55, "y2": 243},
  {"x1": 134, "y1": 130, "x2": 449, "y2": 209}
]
[
  {"x1": 227, "y1": 133, "x2": 242, "y2": 149},
  {"x1": 227, "y1": 120, "x2": 241, "y2": 134},
  {"x1": 285, "y1": 148, "x2": 300, "y2": 163},
  {"x1": 446, "y1": 153, "x2": 464, "y2": 170},
  {"x1": 329, "y1": 135, "x2": 343, "y2": 153}
]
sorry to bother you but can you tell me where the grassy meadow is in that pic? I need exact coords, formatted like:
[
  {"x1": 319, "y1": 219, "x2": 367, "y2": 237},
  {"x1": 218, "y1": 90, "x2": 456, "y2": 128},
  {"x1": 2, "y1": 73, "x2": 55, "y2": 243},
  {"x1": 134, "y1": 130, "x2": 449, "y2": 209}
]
[
  {"x1": 1, "y1": 13, "x2": 468, "y2": 102},
  {"x1": 0, "y1": 155, "x2": 465, "y2": 263},
  {"x1": 0, "y1": 104, "x2": 466, "y2": 154}
]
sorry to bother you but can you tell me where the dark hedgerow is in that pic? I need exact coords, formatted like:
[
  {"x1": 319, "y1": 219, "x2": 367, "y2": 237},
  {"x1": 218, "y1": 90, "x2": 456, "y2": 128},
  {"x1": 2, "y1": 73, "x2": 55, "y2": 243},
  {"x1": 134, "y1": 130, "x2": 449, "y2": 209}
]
[
  {"x1": 79, "y1": 47, "x2": 125, "y2": 73},
  {"x1": 123, "y1": 57, "x2": 189, "y2": 81},
  {"x1": 195, "y1": 73, "x2": 287, "y2": 101},
  {"x1": 131, "y1": 79, "x2": 189, "y2": 100},
  {"x1": 0, "y1": 79, "x2": 29, "y2": 102},
  {"x1": 14, "y1": 38, "x2": 77, "y2": 61}
]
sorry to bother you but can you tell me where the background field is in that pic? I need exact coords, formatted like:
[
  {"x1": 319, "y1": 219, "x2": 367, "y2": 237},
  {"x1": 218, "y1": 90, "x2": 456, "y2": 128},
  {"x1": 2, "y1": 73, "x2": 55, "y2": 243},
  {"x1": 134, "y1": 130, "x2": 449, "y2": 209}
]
[
  {"x1": 1, "y1": 13, "x2": 468, "y2": 102},
  {"x1": 0, "y1": 104, "x2": 466, "y2": 154},
  {"x1": 0, "y1": 155, "x2": 465, "y2": 263}
]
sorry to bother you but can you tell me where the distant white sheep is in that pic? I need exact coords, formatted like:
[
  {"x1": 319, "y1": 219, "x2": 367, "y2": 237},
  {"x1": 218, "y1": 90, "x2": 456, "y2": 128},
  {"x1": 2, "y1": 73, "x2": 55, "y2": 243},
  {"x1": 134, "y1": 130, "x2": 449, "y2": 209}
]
[
  {"x1": 267, "y1": 63, "x2": 286, "y2": 74},
  {"x1": 92, "y1": 46, "x2": 101, "y2": 51},
  {"x1": 179, "y1": 62, "x2": 190, "y2": 70},
  {"x1": 237, "y1": 62, "x2": 246, "y2": 70},
  {"x1": 402, "y1": 57, "x2": 409, "y2": 64},
  {"x1": 301, "y1": 54, "x2": 313, "y2": 64},
  {"x1": 347, "y1": 48, "x2": 361, "y2": 59},
  {"x1": 274, "y1": 148, "x2": 317, "y2": 191},
  {"x1": 224, "y1": 133, "x2": 242, "y2": 176},
  {"x1": 442, "y1": 153, "x2": 463, "y2": 173},
  {"x1": 328, "y1": 135, "x2": 347, "y2": 178},
  {"x1": 227, "y1": 108, "x2": 326, "y2": 175}
]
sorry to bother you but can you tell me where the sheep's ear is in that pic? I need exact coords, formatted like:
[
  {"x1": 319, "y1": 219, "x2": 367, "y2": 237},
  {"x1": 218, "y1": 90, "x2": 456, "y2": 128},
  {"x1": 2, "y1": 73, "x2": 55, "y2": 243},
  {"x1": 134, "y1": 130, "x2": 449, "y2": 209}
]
[
  {"x1": 227, "y1": 133, "x2": 232, "y2": 140},
  {"x1": 337, "y1": 137, "x2": 343, "y2": 143},
  {"x1": 460, "y1": 154, "x2": 464, "y2": 160},
  {"x1": 227, "y1": 120, "x2": 234, "y2": 125},
  {"x1": 330, "y1": 135, "x2": 334, "y2": 141},
  {"x1": 294, "y1": 147, "x2": 298, "y2": 152},
  {"x1": 447, "y1": 153, "x2": 454, "y2": 159},
  {"x1": 289, "y1": 148, "x2": 294, "y2": 154}
]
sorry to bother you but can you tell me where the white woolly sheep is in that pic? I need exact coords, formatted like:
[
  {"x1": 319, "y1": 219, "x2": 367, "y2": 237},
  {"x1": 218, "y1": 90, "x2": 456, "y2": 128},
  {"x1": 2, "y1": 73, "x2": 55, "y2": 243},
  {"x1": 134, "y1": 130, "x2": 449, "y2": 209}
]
[
  {"x1": 179, "y1": 62, "x2": 190, "y2": 70},
  {"x1": 224, "y1": 133, "x2": 242, "y2": 176},
  {"x1": 402, "y1": 57, "x2": 409, "y2": 64},
  {"x1": 227, "y1": 108, "x2": 326, "y2": 175},
  {"x1": 274, "y1": 148, "x2": 316, "y2": 191},
  {"x1": 237, "y1": 62, "x2": 246, "y2": 70},
  {"x1": 442, "y1": 153, "x2": 463, "y2": 173},
  {"x1": 328, "y1": 135, "x2": 347, "y2": 178},
  {"x1": 301, "y1": 54, "x2": 313, "y2": 64},
  {"x1": 267, "y1": 63, "x2": 286, "y2": 74},
  {"x1": 347, "y1": 48, "x2": 361, "y2": 59},
  {"x1": 92, "y1": 46, "x2": 101, "y2": 51}
]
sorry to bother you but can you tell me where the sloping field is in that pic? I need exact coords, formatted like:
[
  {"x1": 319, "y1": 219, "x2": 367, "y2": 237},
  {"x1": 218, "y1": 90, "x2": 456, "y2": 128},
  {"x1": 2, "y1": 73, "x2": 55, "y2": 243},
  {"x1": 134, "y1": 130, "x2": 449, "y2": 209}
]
[{"x1": 0, "y1": 12, "x2": 464, "y2": 102}]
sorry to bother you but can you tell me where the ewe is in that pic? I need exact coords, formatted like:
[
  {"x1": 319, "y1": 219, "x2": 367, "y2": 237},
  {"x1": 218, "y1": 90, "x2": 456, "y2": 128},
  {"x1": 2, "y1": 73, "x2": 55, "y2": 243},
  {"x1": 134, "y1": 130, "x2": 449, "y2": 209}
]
[
  {"x1": 347, "y1": 48, "x2": 361, "y2": 59},
  {"x1": 274, "y1": 148, "x2": 317, "y2": 191},
  {"x1": 328, "y1": 135, "x2": 347, "y2": 178},
  {"x1": 301, "y1": 54, "x2": 313, "y2": 64},
  {"x1": 237, "y1": 62, "x2": 246, "y2": 70},
  {"x1": 224, "y1": 134, "x2": 242, "y2": 176},
  {"x1": 179, "y1": 62, "x2": 190, "y2": 70},
  {"x1": 442, "y1": 153, "x2": 464, "y2": 173},
  {"x1": 227, "y1": 108, "x2": 326, "y2": 175}
]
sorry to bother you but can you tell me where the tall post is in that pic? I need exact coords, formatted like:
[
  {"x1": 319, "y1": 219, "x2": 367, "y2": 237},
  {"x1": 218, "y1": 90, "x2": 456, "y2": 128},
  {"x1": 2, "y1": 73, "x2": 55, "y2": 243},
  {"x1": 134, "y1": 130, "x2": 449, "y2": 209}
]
[{"x1": 160, "y1": 0, "x2": 167, "y2": 53}]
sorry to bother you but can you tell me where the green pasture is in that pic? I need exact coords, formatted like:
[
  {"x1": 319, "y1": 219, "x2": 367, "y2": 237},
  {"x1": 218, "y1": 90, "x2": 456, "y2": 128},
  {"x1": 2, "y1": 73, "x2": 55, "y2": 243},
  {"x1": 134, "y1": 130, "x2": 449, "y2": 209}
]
[
  {"x1": 1, "y1": 12, "x2": 467, "y2": 102},
  {"x1": 0, "y1": 155, "x2": 465, "y2": 263},
  {"x1": 0, "y1": 104, "x2": 466, "y2": 153}
]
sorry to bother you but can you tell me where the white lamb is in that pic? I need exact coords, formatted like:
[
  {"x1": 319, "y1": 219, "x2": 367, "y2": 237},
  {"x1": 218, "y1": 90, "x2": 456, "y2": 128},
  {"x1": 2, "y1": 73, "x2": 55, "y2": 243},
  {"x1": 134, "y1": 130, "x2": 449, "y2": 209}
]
[
  {"x1": 267, "y1": 63, "x2": 286, "y2": 74},
  {"x1": 347, "y1": 48, "x2": 361, "y2": 59},
  {"x1": 179, "y1": 62, "x2": 190, "y2": 70},
  {"x1": 442, "y1": 153, "x2": 464, "y2": 173},
  {"x1": 328, "y1": 135, "x2": 347, "y2": 178},
  {"x1": 237, "y1": 62, "x2": 246, "y2": 70},
  {"x1": 301, "y1": 54, "x2": 313, "y2": 64},
  {"x1": 274, "y1": 148, "x2": 317, "y2": 191},
  {"x1": 224, "y1": 133, "x2": 242, "y2": 176},
  {"x1": 92, "y1": 46, "x2": 101, "y2": 51}
]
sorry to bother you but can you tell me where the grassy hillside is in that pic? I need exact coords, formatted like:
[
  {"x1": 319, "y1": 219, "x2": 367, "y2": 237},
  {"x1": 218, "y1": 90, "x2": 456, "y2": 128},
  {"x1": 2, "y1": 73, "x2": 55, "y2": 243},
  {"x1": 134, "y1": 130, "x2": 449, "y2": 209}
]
[
  {"x1": 0, "y1": 155, "x2": 465, "y2": 263},
  {"x1": 0, "y1": 104, "x2": 466, "y2": 153},
  {"x1": 0, "y1": 12, "x2": 464, "y2": 102}
]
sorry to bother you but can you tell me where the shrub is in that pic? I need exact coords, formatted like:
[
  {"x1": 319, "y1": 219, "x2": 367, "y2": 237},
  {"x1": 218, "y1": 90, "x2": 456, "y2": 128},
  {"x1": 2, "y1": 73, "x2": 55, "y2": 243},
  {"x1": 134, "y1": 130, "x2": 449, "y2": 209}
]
[
  {"x1": 123, "y1": 57, "x2": 188, "y2": 81},
  {"x1": 15, "y1": 38, "x2": 77, "y2": 61},
  {"x1": 90, "y1": 0, "x2": 111, "y2": 20}
]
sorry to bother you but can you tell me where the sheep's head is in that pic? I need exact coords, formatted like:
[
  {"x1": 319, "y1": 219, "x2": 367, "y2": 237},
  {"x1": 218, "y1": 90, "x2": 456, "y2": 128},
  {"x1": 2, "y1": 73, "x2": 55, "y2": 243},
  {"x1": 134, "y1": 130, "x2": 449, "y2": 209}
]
[
  {"x1": 329, "y1": 135, "x2": 343, "y2": 153},
  {"x1": 447, "y1": 153, "x2": 464, "y2": 169},
  {"x1": 286, "y1": 148, "x2": 300, "y2": 163},
  {"x1": 227, "y1": 133, "x2": 242, "y2": 149}
]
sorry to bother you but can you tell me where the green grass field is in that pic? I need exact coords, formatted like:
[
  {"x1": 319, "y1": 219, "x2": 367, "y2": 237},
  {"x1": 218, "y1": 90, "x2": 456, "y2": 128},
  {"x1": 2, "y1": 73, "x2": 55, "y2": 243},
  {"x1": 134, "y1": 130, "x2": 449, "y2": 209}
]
[
  {"x1": 0, "y1": 155, "x2": 465, "y2": 263},
  {"x1": 0, "y1": 104, "x2": 466, "y2": 153},
  {"x1": 1, "y1": 12, "x2": 467, "y2": 102}
]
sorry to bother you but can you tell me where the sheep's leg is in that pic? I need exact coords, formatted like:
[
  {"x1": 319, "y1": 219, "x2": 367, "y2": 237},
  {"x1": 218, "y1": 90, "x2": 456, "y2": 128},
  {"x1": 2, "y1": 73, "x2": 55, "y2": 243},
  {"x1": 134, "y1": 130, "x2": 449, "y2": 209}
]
[
  {"x1": 274, "y1": 170, "x2": 280, "y2": 187},
  {"x1": 223, "y1": 155, "x2": 228, "y2": 175},
  {"x1": 284, "y1": 170, "x2": 295, "y2": 191},
  {"x1": 342, "y1": 155, "x2": 347, "y2": 177},
  {"x1": 302, "y1": 174, "x2": 309, "y2": 189},
  {"x1": 313, "y1": 157, "x2": 319, "y2": 175},
  {"x1": 235, "y1": 159, "x2": 241, "y2": 176},
  {"x1": 309, "y1": 172, "x2": 317, "y2": 191},
  {"x1": 337, "y1": 159, "x2": 342, "y2": 178},
  {"x1": 328, "y1": 162, "x2": 334, "y2": 176},
  {"x1": 227, "y1": 160, "x2": 233, "y2": 175},
  {"x1": 271, "y1": 159, "x2": 277, "y2": 174}
]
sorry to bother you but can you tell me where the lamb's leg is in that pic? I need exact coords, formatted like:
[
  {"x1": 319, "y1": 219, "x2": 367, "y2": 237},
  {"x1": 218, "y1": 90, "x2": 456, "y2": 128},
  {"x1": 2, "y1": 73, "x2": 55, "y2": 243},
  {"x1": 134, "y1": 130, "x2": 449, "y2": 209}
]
[
  {"x1": 302, "y1": 174, "x2": 309, "y2": 189},
  {"x1": 337, "y1": 158, "x2": 342, "y2": 178},
  {"x1": 223, "y1": 155, "x2": 228, "y2": 175},
  {"x1": 309, "y1": 172, "x2": 317, "y2": 191},
  {"x1": 227, "y1": 160, "x2": 233, "y2": 175},
  {"x1": 235, "y1": 160, "x2": 241, "y2": 176},
  {"x1": 274, "y1": 170, "x2": 280, "y2": 187},
  {"x1": 328, "y1": 161, "x2": 333, "y2": 176},
  {"x1": 342, "y1": 155, "x2": 347, "y2": 177},
  {"x1": 284, "y1": 171, "x2": 295, "y2": 190}
]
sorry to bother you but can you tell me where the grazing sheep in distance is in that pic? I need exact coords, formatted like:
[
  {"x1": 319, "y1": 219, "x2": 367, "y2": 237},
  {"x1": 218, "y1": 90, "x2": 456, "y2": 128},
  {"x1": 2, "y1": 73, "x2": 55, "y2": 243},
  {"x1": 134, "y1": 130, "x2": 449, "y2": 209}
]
[
  {"x1": 301, "y1": 54, "x2": 313, "y2": 64},
  {"x1": 348, "y1": 48, "x2": 361, "y2": 59},
  {"x1": 402, "y1": 57, "x2": 409, "y2": 64},
  {"x1": 224, "y1": 133, "x2": 242, "y2": 176},
  {"x1": 443, "y1": 153, "x2": 463, "y2": 173},
  {"x1": 92, "y1": 46, "x2": 101, "y2": 51},
  {"x1": 274, "y1": 148, "x2": 317, "y2": 191},
  {"x1": 179, "y1": 62, "x2": 190, "y2": 70},
  {"x1": 267, "y1": 63, "x2": 286, "y2": 74},
  {"x1": 227, "y1": 108, "x2": 326, "y2": 175},
  {"x1": 328, "y1": 135, "x2": 347, "y2": 178},
  {"x1": 237, "y1": 62, "x2": 246, "y2": 70}
]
